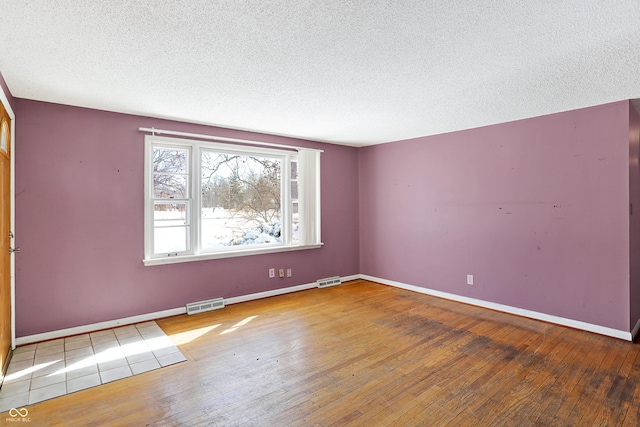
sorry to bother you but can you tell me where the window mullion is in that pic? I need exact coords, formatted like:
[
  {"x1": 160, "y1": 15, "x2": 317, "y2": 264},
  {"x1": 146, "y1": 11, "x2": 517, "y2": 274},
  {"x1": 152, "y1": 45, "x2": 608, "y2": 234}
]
[
  {"x1": 282, "y1": 153, "x2": 291, "y2": 245},
  {"x1": 192, "y1": 145, "x2": 200, "y2": 255},
  {"x1": 298, "y1": 157, "x2": 306, "y2": 246}
]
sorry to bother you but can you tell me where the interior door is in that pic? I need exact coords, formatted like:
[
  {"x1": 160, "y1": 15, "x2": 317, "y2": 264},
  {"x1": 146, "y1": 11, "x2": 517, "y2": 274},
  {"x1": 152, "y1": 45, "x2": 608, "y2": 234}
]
[{"x1": 0, "y1": 100, "x2": 12, "y2": 375}]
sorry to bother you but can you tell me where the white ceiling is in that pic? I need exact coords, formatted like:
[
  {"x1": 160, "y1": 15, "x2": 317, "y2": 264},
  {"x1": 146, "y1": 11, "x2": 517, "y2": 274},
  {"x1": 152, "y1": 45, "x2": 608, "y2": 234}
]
[{"x1": 1, "y1": 1, "x2": 639, "y2": 147}]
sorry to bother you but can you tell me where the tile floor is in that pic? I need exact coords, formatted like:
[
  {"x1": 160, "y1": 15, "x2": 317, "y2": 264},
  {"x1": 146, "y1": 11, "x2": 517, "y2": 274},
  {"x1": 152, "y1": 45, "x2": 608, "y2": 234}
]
[{"x1": 0, "y1": 321, "x2": 186, "y2": 412}]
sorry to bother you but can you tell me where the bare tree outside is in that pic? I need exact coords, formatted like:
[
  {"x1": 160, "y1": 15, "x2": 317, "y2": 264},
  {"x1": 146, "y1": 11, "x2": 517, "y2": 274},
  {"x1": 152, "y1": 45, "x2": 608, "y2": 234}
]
[
  {"x1": 153, "y1": 147, "x2": 188, "y2": 199},
  {"x1": 200, "y1": 152, "x2": 282, "y2": 247}
]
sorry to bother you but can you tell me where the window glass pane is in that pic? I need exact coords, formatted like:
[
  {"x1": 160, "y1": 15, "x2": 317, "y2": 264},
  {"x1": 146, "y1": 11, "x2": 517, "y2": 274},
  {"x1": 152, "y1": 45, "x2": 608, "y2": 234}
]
[
  {"x1": 292, "y1": 201, "x2": 299, "y2": 242},
  {"x1": 154, "y1": 203, "x2": 189, "y2": 226},
  {"x1": 154, "y1": 203, "x2": 190, "y2": 253},
  {"x1": 1, "y1": 121, "x2": 8, "y2": 153},
  {"x1": 153, "y1": 148, "x2": 187, "y2": 173},
  {"x1": 154, "y1": 227, "x2": 189, "y2": 254},
  {"x1": 153, "y1": 147, "x2": 189, "y2": 198},
  {"x1": 153, "y1": 174, "x2": 187, "y2": 198},
  {"x1": 291, "y1": 159, "x2": 298, "y2": 180},
  {"x1": 201, "y1": 151, "x2": 282, "y2": 249}
]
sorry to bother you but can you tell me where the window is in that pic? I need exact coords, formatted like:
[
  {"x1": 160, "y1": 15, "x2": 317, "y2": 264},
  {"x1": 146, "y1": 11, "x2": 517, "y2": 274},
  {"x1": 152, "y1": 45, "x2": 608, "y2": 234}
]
[
  {"x1": 1, "y1": 119, "x2": 8, "y2": 153},
  {"x1": 144, "y1": 135, "x2": 322, "y2": 265}
]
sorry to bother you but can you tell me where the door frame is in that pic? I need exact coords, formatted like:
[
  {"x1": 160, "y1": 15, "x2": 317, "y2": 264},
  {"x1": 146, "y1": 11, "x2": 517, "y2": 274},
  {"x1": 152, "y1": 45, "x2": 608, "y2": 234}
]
[{"x1": 0, "y1": 84, "x2": 15, "y2": 351}]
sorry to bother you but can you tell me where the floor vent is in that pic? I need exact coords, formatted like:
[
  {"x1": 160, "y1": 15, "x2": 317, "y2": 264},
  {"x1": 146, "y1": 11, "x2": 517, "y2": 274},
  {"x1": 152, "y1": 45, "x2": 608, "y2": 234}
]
[
  {"x1": 186, "y1": 297, "x2": 225, "y2": 315},
  {"x1": 317, "y1": 276, "x2": 342, "y2": 288}
]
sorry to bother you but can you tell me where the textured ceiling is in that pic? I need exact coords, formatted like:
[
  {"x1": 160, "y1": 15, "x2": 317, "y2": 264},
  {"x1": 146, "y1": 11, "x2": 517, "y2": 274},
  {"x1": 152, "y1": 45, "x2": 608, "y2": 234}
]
[{"x1": 1, "y1": 1, "x2": 639, "y2": 146}]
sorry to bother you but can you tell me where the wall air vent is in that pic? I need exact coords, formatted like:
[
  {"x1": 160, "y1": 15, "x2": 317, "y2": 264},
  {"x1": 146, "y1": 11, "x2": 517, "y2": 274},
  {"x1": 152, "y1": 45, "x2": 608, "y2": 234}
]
[
  {"x1": 317, "y1": 276, "x2": 342, "y2": 288},
  {"x1": 186, "y1": 297, "x2": 225, "y2": 315}
]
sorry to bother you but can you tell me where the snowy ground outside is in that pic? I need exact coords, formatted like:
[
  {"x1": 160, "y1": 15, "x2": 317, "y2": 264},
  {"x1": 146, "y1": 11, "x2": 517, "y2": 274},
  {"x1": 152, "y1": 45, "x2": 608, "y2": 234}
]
[{"x1": 154, "y1": 207, "x2": 291, "y2": 253}]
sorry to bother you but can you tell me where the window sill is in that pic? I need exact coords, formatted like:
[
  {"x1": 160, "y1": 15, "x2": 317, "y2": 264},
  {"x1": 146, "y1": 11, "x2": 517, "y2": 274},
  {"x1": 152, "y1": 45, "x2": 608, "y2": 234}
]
[{"x1": 143, "y1": 243, "x2": 324, "y2": 266}]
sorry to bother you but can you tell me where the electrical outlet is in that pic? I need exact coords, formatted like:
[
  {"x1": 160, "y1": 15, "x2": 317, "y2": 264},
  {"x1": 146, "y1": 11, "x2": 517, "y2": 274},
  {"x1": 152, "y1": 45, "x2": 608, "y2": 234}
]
[
  {"x1": 279, "y1": 268, "x2": 285, "y2": 278},
  {"x1": 269, "y1": 268, "x2": 275, "y2": 278},
  {"x1": 467, "y1": 274, "x2": 474, "y2": 285},
  {"x1": 287, "y1": 268, "x2": 292, "y2": 277}
]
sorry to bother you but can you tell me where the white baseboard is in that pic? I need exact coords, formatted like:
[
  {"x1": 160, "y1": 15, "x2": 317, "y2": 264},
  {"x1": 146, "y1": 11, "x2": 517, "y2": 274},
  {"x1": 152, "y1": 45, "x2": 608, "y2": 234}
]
[
  {"x1": 225, "y1": 282, "x2": 316, "y2": 305},
  {"x1": 15, "y1": 274, "x2": 362, "y2": 346},
  {"x1": 340, "y1": 274, "x2": 361, "y2": 283},
  {"x1": 225, "y1": 274, "x2": 359, "y2": 305},
  {"x1": 15, "y1": 307, "x2": 187, "y2": 347},
  {"x1": 23, "y1": 272, "x2": 619, "y2": 347},
  {"x1": 360, "y1": 274, "x2": 633, "y2": 341}
]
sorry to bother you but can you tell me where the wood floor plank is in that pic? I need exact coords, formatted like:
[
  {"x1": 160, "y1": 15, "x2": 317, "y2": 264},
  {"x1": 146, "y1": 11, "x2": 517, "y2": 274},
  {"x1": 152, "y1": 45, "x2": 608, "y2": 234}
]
[
  {"x1": 444, "y1": 324, "x2": 565, "y2": 426},
  {"x1": 4, "y1": 279, "x2": 639, "y2": 426},
  {"x1": 571, "y1": 338, "x2": 628, "y2": 425},
  {"x1": 549, "y1": 333, "x2": 618, "y2": 425}
]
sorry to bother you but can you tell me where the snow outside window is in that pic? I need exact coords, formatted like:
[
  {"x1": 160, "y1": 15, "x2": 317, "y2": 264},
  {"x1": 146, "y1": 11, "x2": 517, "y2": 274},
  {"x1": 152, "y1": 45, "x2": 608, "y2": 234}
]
[{"x1": 143, "y1": 135, "x2": 322, "y2": 265}]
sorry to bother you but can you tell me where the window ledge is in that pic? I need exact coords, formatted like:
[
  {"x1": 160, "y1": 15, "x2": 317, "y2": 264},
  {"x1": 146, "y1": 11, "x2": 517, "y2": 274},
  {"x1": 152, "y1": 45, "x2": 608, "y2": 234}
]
[{"x1": 143, "y1": 243, "x2": 324, "y2": 266}]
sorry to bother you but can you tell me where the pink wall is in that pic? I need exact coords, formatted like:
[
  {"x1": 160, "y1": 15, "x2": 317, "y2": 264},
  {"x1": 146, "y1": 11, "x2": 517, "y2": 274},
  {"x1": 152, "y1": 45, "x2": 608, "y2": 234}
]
[
  {"x1": 14, "y1": 99, "x2": 360, "y2": 336},
  {"x1": 359, "y1": 102, "x2": 631, "y2": 331},
  {"x1": 629, "y1": 103, "x2": 640, "y2": 329}
]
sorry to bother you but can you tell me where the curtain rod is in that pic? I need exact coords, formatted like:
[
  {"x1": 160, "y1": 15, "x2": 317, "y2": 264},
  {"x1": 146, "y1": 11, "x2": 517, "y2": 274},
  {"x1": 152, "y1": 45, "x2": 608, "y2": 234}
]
[{"x1": 138, "y1": 127, "x2": 323, "y2": 153}]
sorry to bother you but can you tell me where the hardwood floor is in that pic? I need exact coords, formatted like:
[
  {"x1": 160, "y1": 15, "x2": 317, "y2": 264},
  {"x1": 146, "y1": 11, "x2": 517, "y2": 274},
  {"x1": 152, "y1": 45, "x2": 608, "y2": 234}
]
[{"x1": 7, "y1": 279, "x2": 640, "y2": 426}]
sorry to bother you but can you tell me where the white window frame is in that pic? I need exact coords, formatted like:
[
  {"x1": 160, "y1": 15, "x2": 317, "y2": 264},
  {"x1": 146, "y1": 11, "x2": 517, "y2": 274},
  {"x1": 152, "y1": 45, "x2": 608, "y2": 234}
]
[{"x1": 143, "y1": 135, "x2": 322, "y2": 266}]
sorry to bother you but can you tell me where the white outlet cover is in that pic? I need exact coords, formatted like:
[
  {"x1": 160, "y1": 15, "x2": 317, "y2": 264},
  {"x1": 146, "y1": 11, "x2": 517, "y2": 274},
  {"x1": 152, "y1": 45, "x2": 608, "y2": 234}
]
[
  {"x1": 467, "y1": 275, "x2": 474, "y2": 285},
  {"x1": 269, "y1": 268, "x2": 275, "y2": 278}
]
